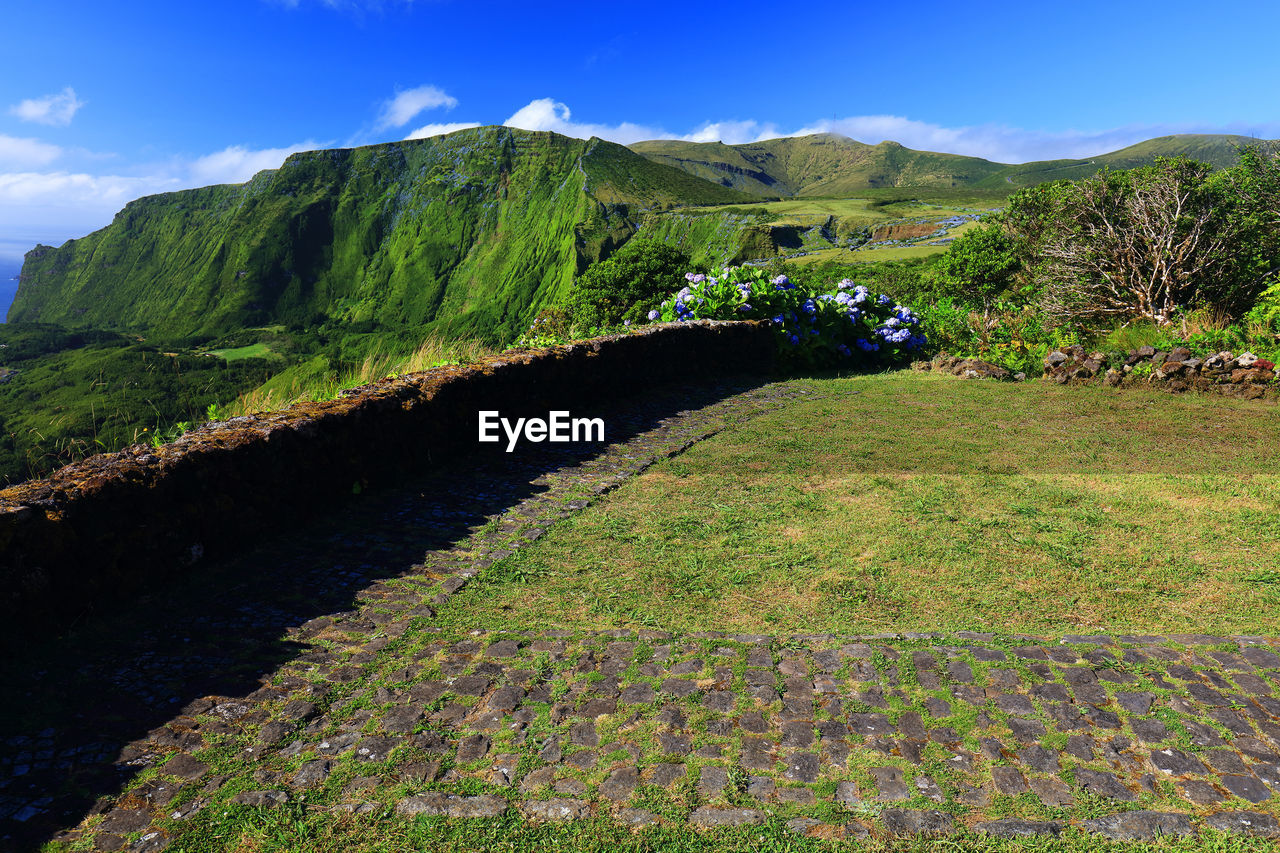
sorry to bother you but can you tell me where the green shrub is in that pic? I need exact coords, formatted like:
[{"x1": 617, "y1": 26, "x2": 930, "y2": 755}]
[{"x1": 565, "y1": 240, "x2": 701, "y2": 330}]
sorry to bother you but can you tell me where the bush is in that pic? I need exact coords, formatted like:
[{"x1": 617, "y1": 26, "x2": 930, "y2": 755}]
[
  {"x1": 566, "y1": 240, "x2": 701, "y2": 330},
  {"x1": 652, "y1": 267, "x2": 927, "y2": 368},
  {"x1": 1006, "y1": 150, "x2": 1280, "y2": 332},
  {"x1": 933, "y1": 222, "x2": 1020, "y2": 309}
]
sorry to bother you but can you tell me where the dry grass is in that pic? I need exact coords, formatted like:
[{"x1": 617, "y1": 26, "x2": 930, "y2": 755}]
[{"x1": 227, "y1": 334, "x2": 493, "y2": 416}]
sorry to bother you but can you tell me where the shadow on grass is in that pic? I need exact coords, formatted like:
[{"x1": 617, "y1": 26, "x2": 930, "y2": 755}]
[{"x1": 0, "y1": 373, "x2": 773, "y2": 850}]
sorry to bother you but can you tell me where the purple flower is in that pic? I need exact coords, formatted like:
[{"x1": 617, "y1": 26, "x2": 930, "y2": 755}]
[
  {"x1": 837, "y1": 279, "x2": 854, "y2": 290},
  {"x1": 738, "y1": 303, "x2": 752, "y2": 312},
  {"x1": 648, "y1": 309, "x2": 660, "y2": 321}
]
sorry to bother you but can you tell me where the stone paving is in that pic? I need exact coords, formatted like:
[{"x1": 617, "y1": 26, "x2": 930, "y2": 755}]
[{"x1": 2, "y1": 376, "x2": 1280, "y2": 850}]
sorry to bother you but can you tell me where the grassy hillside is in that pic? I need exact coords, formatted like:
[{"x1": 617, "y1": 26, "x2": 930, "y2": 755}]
[
  {"x1": 11, "y1": 127, "x2": 750, "y2": 344},
  {"x1": 631, "y1": 133, "x2": 1007, "y2": 195},
  {"x1": 631, "y1": 133, "x2": 1271, "y2": 195}
]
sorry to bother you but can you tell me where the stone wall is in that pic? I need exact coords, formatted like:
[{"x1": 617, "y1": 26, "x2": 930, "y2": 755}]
[
  {"x1": 1044, "y1": 345, "x2": 1277, "y2": 400},
  {"x1": 0, "y1": 320, "x2": 774, "y2": 638}
]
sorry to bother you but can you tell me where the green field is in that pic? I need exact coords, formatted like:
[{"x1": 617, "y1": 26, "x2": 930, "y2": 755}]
[
  {"x1": 205, "y1": 342, "x2": 277, "y2": 361},
  {"x1": 442, "y1": 372, "x2": 1280, "y2": 638}
]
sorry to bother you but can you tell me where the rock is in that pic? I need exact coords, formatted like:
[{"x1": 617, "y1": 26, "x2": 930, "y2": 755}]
[
  {"x1": 99, "y1": 808, "x2": 153, "y2": 834},
  {"x1": 291, "y1": 759, "x2": 332, "y2": 788},
  {"x1": 230, "y1": 790, "x2": 288, "y2": 807},
  {"x1": 1137, "y1": 345, "x2": 1156, "y2": 357},
  {"x1": 456, "y1": 733, "x2": 491, "y2": 762},
  {"x1": 1232, "y1": 367, "x2": 1275, "y2": 383},
  {"x1": 618, "y1": 808, "x2": 660, "y2": 827},
  {"x1": 1237, "y1": 351, "x2": 1259, "y2": 367},
  {"x1": 396, "y1": 792, "x2": 508, "y2": 818},
  {"x1": 1168, "y1": 346, "x2": 1193, "y2": 362},
  {"x1": 1204, "y1": 811, "x2": 1280, "y2": 837},
  {"x1": 1220, "y1": 774, "x2": 1271, "y2": 803},
  {"x1": 974, "y1": 819, "x2": 1063, "y2": 837},
  {"x1": 1081, "y1": 811, "x2": 1193, "y2": 840},
  {"x1": 1150, "y1": 747, "x2": 1208, "y2": 776},
  {"x1": 162, "y1": 754, "x2": 208, "y2": 781},
  {"x1": 954, "y1": 358, "x2": 1011, "y2": 380},
  {"x1": 520, "y1": 798, "x2": 589, "y2": 821},
  {"x1": 1045, "y1": 351, "x2": 1069, "y2": 367},
  {"x1": 880, "y1": 809, "x2": 956, "y2": 836},
  {"x1": 600, "y1": 766, "x2": 640, "y2": 801},
  {"x1": 1104, "y1": 368, "x2": 1123, "y2": 386},
  {"x1": 697, "y1": 766, "x2": 728, "y2": 796},
  {"x1": 689, "y1": 806, "x2": 764, "y2": 827}
]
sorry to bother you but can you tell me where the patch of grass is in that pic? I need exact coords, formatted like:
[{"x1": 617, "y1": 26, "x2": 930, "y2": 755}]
[
  {"x1": 158, "y1": 806, "x2": 1280, "y2": 852},
  {"x1": 439, "y1": 372, "x2": 1280, "y2": 637}
]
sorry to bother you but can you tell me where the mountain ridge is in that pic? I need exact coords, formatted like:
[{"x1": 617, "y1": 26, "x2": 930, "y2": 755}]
[
  {"x1": 628, "y1": 132, "x2": 1268, "y2": 195},
  {"x1": 10, "y1": 127, "x2": 752, "y2": 340}
]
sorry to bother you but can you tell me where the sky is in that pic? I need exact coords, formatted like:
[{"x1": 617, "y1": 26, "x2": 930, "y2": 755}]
[{"x1": 2, "y1": 0, "x2": 1279, "y2": 272}]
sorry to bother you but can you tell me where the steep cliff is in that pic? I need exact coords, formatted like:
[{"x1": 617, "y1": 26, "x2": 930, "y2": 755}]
[{"x1": 11, "y1": 127, "x2": 751, "y2": 343}]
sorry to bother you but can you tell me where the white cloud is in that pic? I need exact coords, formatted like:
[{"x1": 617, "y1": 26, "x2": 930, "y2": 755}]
[
  {"x1": 682, "y1": 120, "x2": 784, "y2": 145},
  {"x1": 405, "y1": 122, "x2": 482, "y2": 140},
  {"x1": 0, "y1": 139, "x2": 324, "y2": 247},
  {"x1": 9, "y1": 87, "x2": 85, "y2": 127},
  {"x1": 188, "y1": 140, "x2": 325, "y2": 185},
  {"x1": 376, "y1": 85, "x2": 458, "y2": 130},
  {"x1": 0, "y1": 134, "x2": 63, "y2": 169},
  {"x1": 0, "y1": 171, "x2": 181, "y2": 231},
  {"x1": 504, "y1": 99, "x2": 665, "y2": 146}
]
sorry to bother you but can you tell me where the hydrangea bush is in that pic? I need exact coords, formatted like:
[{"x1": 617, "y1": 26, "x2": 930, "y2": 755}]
[{"x1": 651, "y1": 266, "x2": 926, "y2": 367}]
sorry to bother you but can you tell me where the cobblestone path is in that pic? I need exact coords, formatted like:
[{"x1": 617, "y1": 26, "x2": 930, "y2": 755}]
[{"x1": 2, "y1": 377, "x2": 1279, "y2": 850}]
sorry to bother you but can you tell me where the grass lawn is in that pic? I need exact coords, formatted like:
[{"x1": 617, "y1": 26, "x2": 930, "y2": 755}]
[
  {"x1": 784, "y1": 244, "x2": 951, "y2": 264},
  {"x1": 205, "y1": 341, "x2": 278, "y2": 361},
  {"x1": 441, "y1": 372, "x2": 1280, "y2": 638}
]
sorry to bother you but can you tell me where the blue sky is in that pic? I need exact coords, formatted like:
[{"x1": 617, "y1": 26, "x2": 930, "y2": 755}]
[{"x1": 2, "y1": 0, "x2": 1279, "y2": 269}]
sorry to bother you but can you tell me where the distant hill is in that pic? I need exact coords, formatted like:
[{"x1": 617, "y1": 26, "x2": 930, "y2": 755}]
[
  {"x1": 10, "y1": 127, "x2": 751, "y2": 342},
  {"x1": 630, "y1": 133, "x2": 1271, "y2": 196}
]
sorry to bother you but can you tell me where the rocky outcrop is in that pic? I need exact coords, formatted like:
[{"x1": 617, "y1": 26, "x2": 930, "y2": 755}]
[{"x1": 1043, "y1": 345, "x2": 1277, "y2": 401}]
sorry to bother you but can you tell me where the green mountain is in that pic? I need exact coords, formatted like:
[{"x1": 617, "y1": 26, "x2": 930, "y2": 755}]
[
  {"x1": 10, "y1": 126, "x2": 751, "y2": 342},
  {"x1": 629, "y1": 133, "x2": 1270, "y2": 196},
  {"x1": 629, "y1": 133, "x2": 1006, "y2": 196},
  {"x1": 978, "y1": 134, "x2": 1264, "y2": 188}
]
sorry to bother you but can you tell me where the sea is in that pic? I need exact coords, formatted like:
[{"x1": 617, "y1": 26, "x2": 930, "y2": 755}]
[{"x1": 0, "y1": 266, "x2": 18, "y2": 323}]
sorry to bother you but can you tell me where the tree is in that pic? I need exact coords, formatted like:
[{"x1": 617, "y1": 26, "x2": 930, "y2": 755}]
[
  {"x1": 933, "y1": 222, "x2": 1020, "y2": 312},
  {"x1": 1005, "y1": 155, "x2": 1280, "y2": 332},
  {"x1": 565, "y1": 239, "x2": 699, "y2": 330}
]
